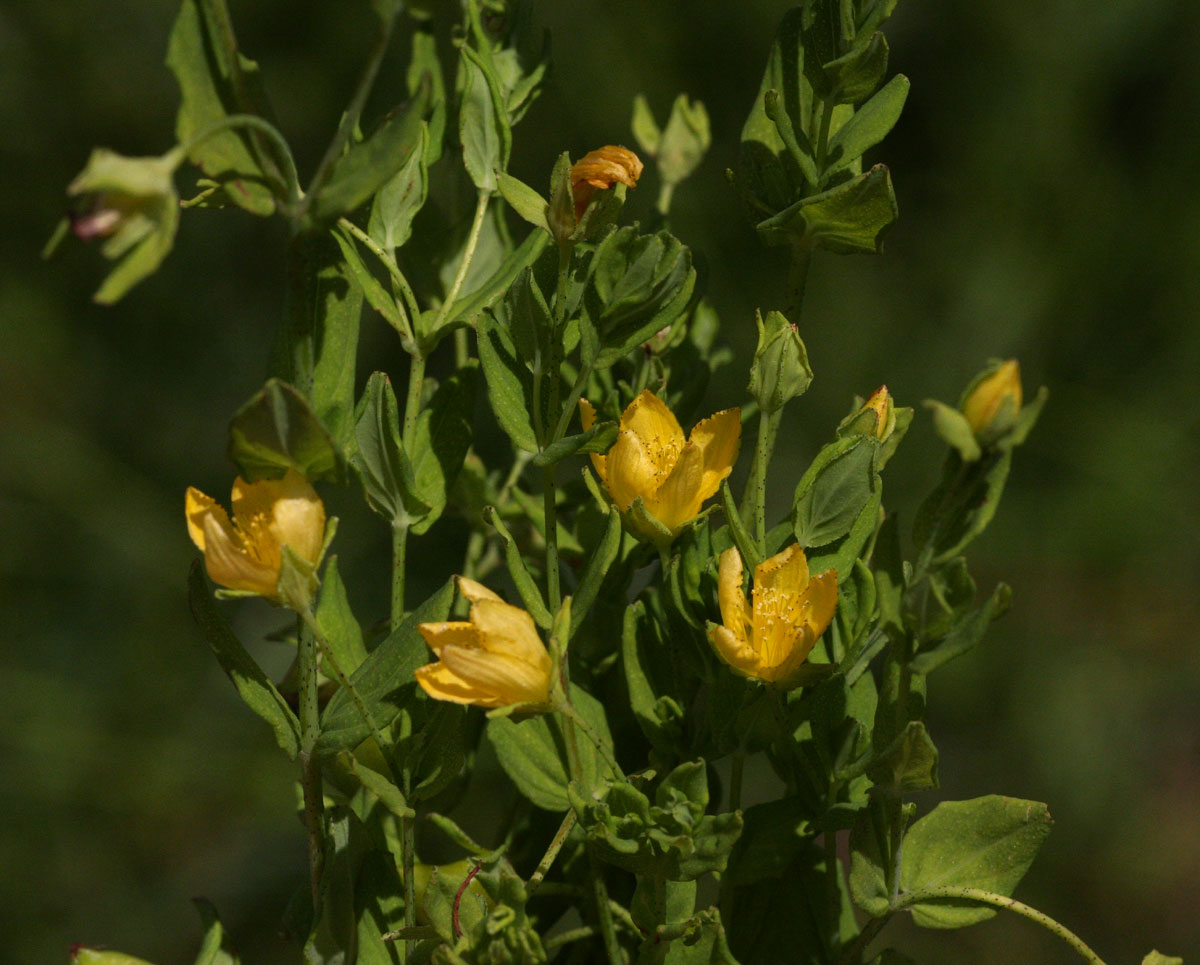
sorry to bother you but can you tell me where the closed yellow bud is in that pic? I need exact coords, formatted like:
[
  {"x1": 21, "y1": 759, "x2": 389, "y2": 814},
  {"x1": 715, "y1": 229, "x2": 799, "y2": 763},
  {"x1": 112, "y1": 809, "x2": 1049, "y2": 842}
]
[
  {"x1": 962, "y1": 359, "x2": 1022, "y2": 440},
  {"x1": 570, "y1": 145, "x2": 643, "y2": 220},
  {"x1": 185, "y1": 470, "x2": 326, "y2": 602},
  {"x1": 861, "y1": 385, "x2": 894, "y2": 440},
  {"x1": 708, "y1": 545, "x2": 837, "y2": 688},
  {"x1": 416, "y1": 578, "x2": 553, "y2": 710},
  {"x1": 580, "y1": 390, "x2": 740, "y2": 543}
]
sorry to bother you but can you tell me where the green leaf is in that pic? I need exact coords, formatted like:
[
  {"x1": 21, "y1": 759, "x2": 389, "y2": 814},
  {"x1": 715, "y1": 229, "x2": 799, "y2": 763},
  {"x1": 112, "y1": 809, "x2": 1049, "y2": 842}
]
[
  {"x1": 631, "y1": 93, "x2": 662, "y2": 154},
  {"x1": 913, "y1": 450, "x2": 1012, "y2": 564},
  {"x1": 227, "y1": 378, "x2": 341, "y2": 484},
  {"x1": 1141, "y1": 953, "x2": 1184, "y2": 965},
  {"x1": 825, "y1": 74, "x2": 909, "y2": 174},
  {"x1": 315, "y1": 578, "x2": 455, "y2": 756},
  {"x1": 331, "y1": 226, "x2": 409, "y2": 340},
  {"x1": 848, "y1": 799, "x2": 891, "y2": 917},
  {"x1": 764, "y1": 88, "x2": 818, "y2": 187},
  {"x1": 757, "y1": 164, "x2": 898, "y2": 253},
  {"x1": 167, "y1": 0, "x2": 278, "y2": 215},
  {"x1": 482, "y1": 507, "x2": 553, "y2": 629},
  {"x1": 622, "y1": 601, "x2": 687, "y2": 754},
  {"x1": 792, "y1": 435, "x2": 878, "y2": 548},
  {"x1": 900, "y1": 795, "x2": 1053, "y2": 929},
  {"x1": 910, "y1": 582, "x2": 1012, "y2": 675},
  {"x1": 308, "y1": 78, "x2": 430, "y2": 225},
  {"x1": 273, "y1": 234, "x2": 363, "y2": 449},
  {"x1": 352, "y1": 371, "x2": 429, "y2": 526},
  {"x1": 191, "y1": 898, "x2": 240, "y2": 965},
  {"x1": 496, "y1": 171, "x2": 549, "y2": 233},
  {"x1": 459, "y1": 44, "x2": 510, "y2": 191},
  {"x1": 806, "y1": 487, "x2": 881, "y2": 582},
  {"x1": 410, "y1": 365, "x2": 478, "y2": 534},
  {"x1": 721, "y1": 480, "x2": 763, "y2": 568},
  {"x1": 724, "y1": 797, "x2": 808, "y2": 887},
  {"x1": 866, "y1": 720, "x2": 938, "y2": 793},
  {"x1": 334, "y1": 751, "x2": 413, "y2": 820},
  {"x1": 187, "y1": 562, "x2": 300, "y2": 759},
  {"x1": 407, "y1": 25, "x2": 445, "y2": 167},
  {"x1": 440, "y1": 227, "x2": 550, "y2": 332},
  {"x1": 824, "y1": 31, "x2": 890, "y2": 105},
  {"x1": 368, "y1": 122, "x2": 429, "y2": 252},
  {"x1": 924, "y1": 399, "x2": 981, "y2": 462},
  {"x1": 315, "y1": 557, "x2": 369, "y2": 676},
  {"x1": 477, "y1": 311, "x2": 539, "y2": 452},
  {"x1": 407, "y1": 701, "x2": 470, "y2": 801},
  {"x1": 569, "y1": 509, "x2": 622, "y2": 637},
  {"x1": 533, "y1": 421, "x2": 618, "y2": 467},
  {"x1": 487, "y1": 685, "x2": 614, "y2": 811},
  {"x1": 353, "y1": 852, "x2": 405, "y2": 965},
  {"x1": 585, "y1": 226, "x2": 697, "y2": 368}
]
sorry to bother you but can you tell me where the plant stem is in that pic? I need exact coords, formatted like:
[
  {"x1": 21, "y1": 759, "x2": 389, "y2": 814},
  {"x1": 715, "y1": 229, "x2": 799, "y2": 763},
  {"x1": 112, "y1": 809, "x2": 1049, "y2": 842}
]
[
  {"x1": 297, "y1": 616, "x2": 324, "y2": 911},
  {"x1": 544, "y1": 926, "x2": 596, "y2": 953},
  {"x1": 391, "y1": 352, "x2": 427, "y2": 630},
  {"x1": 836, "y1": 914, "x2": 890, "y2": 965},
  {"x1": 432, "y1": 190, "x2": 492, "y2": 332},
  {"x1": 753, "y1": 408, "x2": 773, "y2": 552},
  {"x1": 785, "y1": 241, "x2": 813, "y2": 322},
  {"x1": 526, "y1": 810, "x2": 577, "y2": 896},
  {"x1": 541, "y1": 244, "x2": 573, "y2": 612},
  {"x1": 814, "y1": 97, "x2": 836, "y2": 177},
  {"x1": 305, "y1": 13, "x2": 396, "y2": 205},
  {"x1": 589, "y1": 851, "x2": 624, "y2": 965},
  {"x1": 180, "y1": 113, "x2": 301, "y2": 205},
  {"x1": 893, "y1": 888, "x2": 1108, "y2": 965}
]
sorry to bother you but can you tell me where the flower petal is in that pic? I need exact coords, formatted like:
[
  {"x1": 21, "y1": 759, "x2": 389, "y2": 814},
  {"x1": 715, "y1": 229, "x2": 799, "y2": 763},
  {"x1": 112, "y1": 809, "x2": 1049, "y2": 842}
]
[
  {"x1": 688, "y1": 407, "x2": 741, "y2": 503},
  {"x1": 754, "y1": 544, "x2": 809, "y2": 596},
  {"x1": 415, "y1": 661, "x2": 505, "y2": 707},
  {"x1": 579, "y1": 398, "x2": 607, "y2": 484},
  {"x1": 418, "y1": 621, "x2": 480, "y2": 656},
  {"x1": 265, "y1": 470, "x2": 326, "y2": 564},
  {"x1": 621, "y1": 391, "x2": 685, "y2": 470},
  {"x1": 186, "y1": 487, "x2": 226, "y2": 552},
  {"x1": 645, "y1": 439, "x2": 705, "y2": 532},
  {"x1": 605, "y1": 428, "x2": 659, "y2": 512},
  {"x1": 800, "y1": 570, "x2": 839, "y2": 639},
  {"x1": 456, "y1": 577, "x2": 504, "y2": 605},
  {"x1": 439, "y1": 644, "x2": 551, "y2": 706},
  {"x1": 469, "y1": 598, "x2": 551, "y2": 671},
  {"x1": 201, "y1": 513, "x2": 278, "y2": 597},
  {"x1": 716, "y1": 547, "x2": 750, "y2": 644},
  {"x1": 709, "y1": 623, "x2": 764, "y2": 679}
]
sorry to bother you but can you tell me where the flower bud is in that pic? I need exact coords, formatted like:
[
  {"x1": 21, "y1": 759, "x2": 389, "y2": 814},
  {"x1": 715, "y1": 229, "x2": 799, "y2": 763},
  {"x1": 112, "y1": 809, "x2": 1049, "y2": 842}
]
[
  {"x1": 962, "y1": 359, "x2": 1022, "y2": 443},
  {"x1": 838, "y1": 385, "x2": 895, "y2": 441},
  {"x1": 748, "y1": 310, "x2": 813, "y2": 414}
]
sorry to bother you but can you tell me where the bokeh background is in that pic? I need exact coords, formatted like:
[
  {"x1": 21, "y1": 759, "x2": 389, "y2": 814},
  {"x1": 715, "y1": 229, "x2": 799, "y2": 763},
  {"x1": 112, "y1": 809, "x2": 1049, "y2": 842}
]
[{"x1": 3, "y1": 0, "x2": 1198, "y2": 961}]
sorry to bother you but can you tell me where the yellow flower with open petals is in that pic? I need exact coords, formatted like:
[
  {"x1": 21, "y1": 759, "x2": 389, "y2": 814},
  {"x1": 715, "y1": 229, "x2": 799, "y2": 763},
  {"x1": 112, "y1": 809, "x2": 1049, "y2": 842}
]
[
  {"x1": 708, "y1": 544, "x2": 838, "y2": 688},
  {"x1": 186, "y1": 470, "x2": 326, "y2": 601},
  {"x1": 570, "y1": 145, "x2": 643, "y2": 219},
  {"x1": 416, "y1": 578, "x2": 553, "y2": 710},
  {"x1": 580, "y1": 390, "x2": 740, "y2": 544}
]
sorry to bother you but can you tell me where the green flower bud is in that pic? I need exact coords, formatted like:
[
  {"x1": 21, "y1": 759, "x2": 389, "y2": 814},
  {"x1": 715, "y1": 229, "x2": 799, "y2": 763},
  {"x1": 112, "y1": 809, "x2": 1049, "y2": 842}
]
[
  {"x1": 748, "y1": 309, "x2": 813, "y2": 413},
  {"x1": 962, "y1": 359, "x2": 1022, "y2": 443}
]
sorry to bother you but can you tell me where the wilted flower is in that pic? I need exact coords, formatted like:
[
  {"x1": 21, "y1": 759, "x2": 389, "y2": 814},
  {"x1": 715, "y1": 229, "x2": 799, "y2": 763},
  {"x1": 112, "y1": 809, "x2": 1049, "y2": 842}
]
[
  {"x1": 570, "y1": 145, "x2": 643, "y2": 220},
  {"x1": 580, "y1": 390, "x2": 740, "y2": 544},
  {"x1": 962, "y1": 359, "x2": 1022, "y2": 441},
  {"x1": 416, "y1": 578, "x2": 553, "y2": 710},
  {"x1": 708, "y1": 544, "x2": 837, "y2": 688},
  {"x1": 186, "y1": 470, "x2": 326, "y2": 602},
  {"x1": 62, "y1": 147, "x2": 183, "y2": 304}
]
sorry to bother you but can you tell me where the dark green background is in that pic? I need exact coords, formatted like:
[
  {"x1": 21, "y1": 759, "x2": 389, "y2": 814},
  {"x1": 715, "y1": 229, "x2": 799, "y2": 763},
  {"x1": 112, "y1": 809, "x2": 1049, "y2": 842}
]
[{"x1": 2, "y1": 1, "x2": 1197, "y2": 962}]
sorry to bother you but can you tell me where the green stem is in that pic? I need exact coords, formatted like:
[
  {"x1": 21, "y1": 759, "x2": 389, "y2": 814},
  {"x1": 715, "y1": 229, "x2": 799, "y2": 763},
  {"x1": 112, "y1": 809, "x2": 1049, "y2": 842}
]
[
  {"x1": 814, "y1": 97, "x2": 836, "y2": 176},
  {"x1": 836, "y1": 914, "x2": 891, "y2": 965},
  {"x1": 892, "y1": 888, "x2": 1108, "y2": 965},
  {"x1": 305, "y1": 13, "x2": 396, "y2": 205},
  {"x1": 544, "y1": 926, "x2": 596, "y2": 953},
  {"x1": 785, "y1": 241, "x2": 813, "y2": 322},
  {"x1": 825, "y1": 827, "x2": 841, "y2": 942},
  {"x1": 402, "y1": 811, "x2": 416, "y2": 963},
  {"x1": 589, "y1": 851, "x2": 624, "y2": 965},
  {"x1": 179, "y1": 113, "x2": 301, "y2": 205},
  {"x1": 391, "y1": 352, "x2": 426, "y2": 629},
  {"x1": 526, "y1": 810, "x2": 577, "y2": 896},
  {"x1": 432, "y1": 190, "x2": 492, "y2": 332},
  {"x1": 656, "y1": 181, "x2": 675, "y2": 217},
  {"x1": 297, "y1": 616, "x2": 324, "y2": 911},
  {"x1": 753, "y1": 407, "x2": 774, "y2": 552},
  {"x1": 540, "y1": 244, "x2": 572, "y2": 612},
  {"x1": 391, "y1": 523, "x2": 408, "y2": 633}
]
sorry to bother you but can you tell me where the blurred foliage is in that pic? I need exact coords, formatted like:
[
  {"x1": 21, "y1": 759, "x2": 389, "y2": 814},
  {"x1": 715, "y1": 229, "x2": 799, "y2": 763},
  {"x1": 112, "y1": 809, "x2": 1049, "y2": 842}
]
[{"x1": 2, "y1": 0, "x2": 1198, "y2": 962}]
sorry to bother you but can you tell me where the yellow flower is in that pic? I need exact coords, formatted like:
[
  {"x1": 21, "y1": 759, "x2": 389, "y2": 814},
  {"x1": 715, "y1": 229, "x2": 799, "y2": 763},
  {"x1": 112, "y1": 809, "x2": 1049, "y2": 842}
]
[
  {"x1": 570, "y1": 145, "x2": 644, "y2": 219},
  {"x1": 580, "y1": 390, "x2": 740, "y2": 542},
  {"x1": 708, "y1": 544, "x2": 838, "y2": 688},
  {"x1": 962, "y1": 359, "x2": 1022, "y2": 439},
  {"x1": 416, "y1": 578, "x2": 553, "y2": 710},
  {"x1": 186, "y1": 469, "x2": 326, "y2": 601}
]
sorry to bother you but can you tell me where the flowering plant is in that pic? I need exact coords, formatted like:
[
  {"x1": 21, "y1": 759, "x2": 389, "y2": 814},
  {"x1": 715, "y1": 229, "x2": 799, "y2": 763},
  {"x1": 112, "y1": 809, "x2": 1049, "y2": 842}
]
[{"x1": 56, "y1": 2, "x2": 1173, "y2": 964}]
